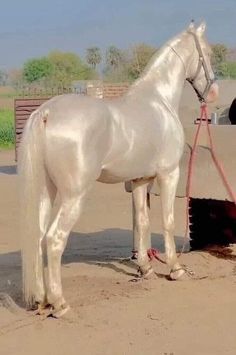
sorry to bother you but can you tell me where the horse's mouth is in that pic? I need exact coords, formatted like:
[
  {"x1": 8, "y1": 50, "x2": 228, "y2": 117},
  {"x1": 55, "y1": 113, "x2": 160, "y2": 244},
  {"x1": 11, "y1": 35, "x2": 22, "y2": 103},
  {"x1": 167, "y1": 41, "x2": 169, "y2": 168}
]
[{"x1": 206, "y1": 82, "x2": 219, "y2": 103}]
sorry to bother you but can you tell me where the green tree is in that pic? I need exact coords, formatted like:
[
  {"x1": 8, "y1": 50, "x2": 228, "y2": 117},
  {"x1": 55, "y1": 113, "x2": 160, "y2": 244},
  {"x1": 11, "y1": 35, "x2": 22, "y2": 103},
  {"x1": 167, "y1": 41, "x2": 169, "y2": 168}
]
[
  {"x1": 103, "y1": 44, "x2": 157, "y2": 82},
  {"x1": 106, "y1": 46, "x2": 123, "y2": 69},
  {"x1": 23, "y1": 57, "x2": 53, "y2": 83},
  {"x1": 127, "y1": 43, "x2": 157, "y2": 80},
  {"x1": 211, "y1": 44, "x2": 228, "y2": 75},
  {"x1": 22, "y1": 51, "x2": 96, "y2": 87},
  {"x1": 86, "y1": 47, "x2": 102, "y2": 69},
  {"x1": 103, "y1": 46, "x2": 128, "y2": 82},
  {"x1": 48, "y1": 51, "x2": 95, "y2": 87}
]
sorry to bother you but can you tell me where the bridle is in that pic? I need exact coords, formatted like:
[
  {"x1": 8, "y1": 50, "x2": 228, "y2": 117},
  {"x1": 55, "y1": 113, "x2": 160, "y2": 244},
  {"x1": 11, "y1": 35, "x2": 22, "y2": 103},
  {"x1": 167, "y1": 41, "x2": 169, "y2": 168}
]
[
  {"x1": 169, "y1": 31, "x2": 215, "y2": 103},
  {"x1": 186, "y1": 31, "x2": 215, "y2": 103}
]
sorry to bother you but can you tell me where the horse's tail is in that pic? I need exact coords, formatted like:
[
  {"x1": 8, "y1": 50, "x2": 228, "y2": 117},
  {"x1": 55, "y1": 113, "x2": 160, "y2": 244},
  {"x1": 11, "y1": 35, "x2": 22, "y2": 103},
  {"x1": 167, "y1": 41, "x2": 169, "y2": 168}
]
[{"x1": 18, "y1": 108, "x2": 52, "y2": 307}]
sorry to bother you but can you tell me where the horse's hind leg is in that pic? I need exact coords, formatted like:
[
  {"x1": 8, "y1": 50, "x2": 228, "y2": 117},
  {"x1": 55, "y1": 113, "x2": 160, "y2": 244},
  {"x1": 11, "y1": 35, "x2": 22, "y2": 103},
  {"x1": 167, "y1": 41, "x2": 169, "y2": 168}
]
[
  {"x1": 132, "y1": 179, "x2": 153, "y2": 277},
  {"x1": 36, "y1": 174, "x2": 56, "y2": 310},
  {"x1": 159, "y1": 166, "x2": 185, "y2": 280},
  {"x1": 45, "y1": 184, "x2": 92, "y2": 317}
]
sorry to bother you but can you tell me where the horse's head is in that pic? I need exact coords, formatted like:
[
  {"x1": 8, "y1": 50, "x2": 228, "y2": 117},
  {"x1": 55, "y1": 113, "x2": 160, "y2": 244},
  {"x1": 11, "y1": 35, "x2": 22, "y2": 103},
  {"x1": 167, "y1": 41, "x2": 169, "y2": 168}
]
[{"x1": 185, "y1": 21, "x2": 218, "y2": 103}]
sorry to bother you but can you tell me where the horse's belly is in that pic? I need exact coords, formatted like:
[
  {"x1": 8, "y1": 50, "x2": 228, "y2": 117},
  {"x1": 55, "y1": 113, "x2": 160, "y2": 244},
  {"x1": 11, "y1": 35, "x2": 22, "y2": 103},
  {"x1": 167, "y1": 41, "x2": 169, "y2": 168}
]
[
  {"x1": 97, "y1": 124, "x2": 184, "y2": 184},
  {"x1": 97, "y1": 145, "x2": 183, "y2": 184},
  {"x1": 97, "y1": 169, "x2": 128, "y2": 183},
  {"x1": 97, "y1": 158, "x2": 157, "y2": 184}
]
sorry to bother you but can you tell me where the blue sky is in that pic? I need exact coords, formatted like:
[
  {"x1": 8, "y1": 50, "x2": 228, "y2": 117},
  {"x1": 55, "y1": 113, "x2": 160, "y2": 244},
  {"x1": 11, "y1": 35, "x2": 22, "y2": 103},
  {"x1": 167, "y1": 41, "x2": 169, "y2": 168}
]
[{"x1": 0, "y1": 0, "x2": 235, "y2": 69}]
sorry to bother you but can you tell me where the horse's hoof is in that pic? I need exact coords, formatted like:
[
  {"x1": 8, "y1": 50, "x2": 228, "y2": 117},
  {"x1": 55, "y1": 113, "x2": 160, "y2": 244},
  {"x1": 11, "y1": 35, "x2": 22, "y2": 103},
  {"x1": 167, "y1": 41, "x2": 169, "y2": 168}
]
[
  {"x1": 35, "y1": 303, "x2": 51, "y2": 316},
  {"x1": 51, "y1": 303, "x2": 71, "y2": 318},
  {"x1": 131, "y1": 253, "x2": 138, "y2": 260},
  {"x1": 138, "y1": 265, "x2": 154, "y2": 279},
  {"x1": 169, "y1": 267, "x2": 186, "y2": 280}
]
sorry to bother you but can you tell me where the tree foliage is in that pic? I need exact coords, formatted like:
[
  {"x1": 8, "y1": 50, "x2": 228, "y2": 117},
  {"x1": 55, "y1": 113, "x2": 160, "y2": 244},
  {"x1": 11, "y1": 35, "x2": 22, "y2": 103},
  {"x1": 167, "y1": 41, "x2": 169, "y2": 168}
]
[
  {"x1": 15, "y1": 42, "x2": 236, "y2": 89},
  {"x1": 86, "y1": 47, "x2": 102, "y2": 69},
  {"x1": 103, "y1": 43, "x2": 157, "y2": 82},
  {"x1": 106, "y1": 46, "x2": 124, "y2": 69},
  {"x1": 23, "y1": 57, "x2": 53, "y2": 83},
  {"x1": 22, "y1": 51, "x2": 96, "y2": 87},
  {"x1": 48, "y1": 51, "x2": 96, "y2": 86},
  {"x1": 103, "y1": 46, "x2": 128, "y2": 82},
  {"x1": 211, "y1": 44, "x2": 228, "y2": 75},
  {"x1": 126, "y1": 43, "x2": 157, "y2": 80}
]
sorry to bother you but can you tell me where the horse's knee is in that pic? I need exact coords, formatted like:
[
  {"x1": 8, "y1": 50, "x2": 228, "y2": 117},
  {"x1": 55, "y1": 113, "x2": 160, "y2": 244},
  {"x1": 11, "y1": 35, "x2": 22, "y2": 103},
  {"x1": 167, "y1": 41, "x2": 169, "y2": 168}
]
[
  {"x1": 47, "y1": 233, "x2": 67, "y2": 259},
  {"x1": 163, "y1": 214, "x2": 174, "y2": 233}
]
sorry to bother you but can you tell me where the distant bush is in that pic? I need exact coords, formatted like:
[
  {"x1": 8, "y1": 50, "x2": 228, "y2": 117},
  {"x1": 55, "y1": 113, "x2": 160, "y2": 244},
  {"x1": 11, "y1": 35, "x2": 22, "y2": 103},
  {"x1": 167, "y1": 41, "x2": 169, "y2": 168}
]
[
  {"x1": 0, "y1": 109, "x2": 14, "y2": 148},
  {"x1": 217, "y1": 62, "x2": 236, "y2": 79},
  {"x1": 22, "y1": 51, "x2": 97, "y2": 88}
]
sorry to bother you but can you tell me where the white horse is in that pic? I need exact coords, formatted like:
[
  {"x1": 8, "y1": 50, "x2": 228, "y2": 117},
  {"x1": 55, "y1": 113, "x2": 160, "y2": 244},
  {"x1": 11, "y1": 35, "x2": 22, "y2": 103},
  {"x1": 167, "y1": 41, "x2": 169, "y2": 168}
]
[{"x1": 18, "y1": 22, "x2": 218, "y2": 317}]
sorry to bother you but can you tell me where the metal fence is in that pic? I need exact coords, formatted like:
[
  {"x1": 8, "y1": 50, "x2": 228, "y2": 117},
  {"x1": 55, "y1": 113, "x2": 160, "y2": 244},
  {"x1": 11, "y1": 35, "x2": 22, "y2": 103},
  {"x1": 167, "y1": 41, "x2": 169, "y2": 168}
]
[{"x1": 14, "y1": 86, "x2": 87, "y2": 98}]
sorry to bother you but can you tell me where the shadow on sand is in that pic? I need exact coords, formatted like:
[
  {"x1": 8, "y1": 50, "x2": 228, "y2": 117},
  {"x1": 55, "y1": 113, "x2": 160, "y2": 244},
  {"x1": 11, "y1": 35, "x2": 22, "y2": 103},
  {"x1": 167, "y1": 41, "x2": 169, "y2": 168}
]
[
  {"x1": 0, "y1": 228, "x2": 188, "y2": 307},
  {"x1": 0, "y1": 165, "x2": 17, "y2": 175}
]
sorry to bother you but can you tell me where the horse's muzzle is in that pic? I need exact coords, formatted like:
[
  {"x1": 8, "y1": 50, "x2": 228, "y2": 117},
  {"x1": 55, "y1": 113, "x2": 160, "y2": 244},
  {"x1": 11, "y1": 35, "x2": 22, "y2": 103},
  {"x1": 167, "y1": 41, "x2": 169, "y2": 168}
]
[{"x1": 205, "y1": 82, "x2": 219, "y2": 103}]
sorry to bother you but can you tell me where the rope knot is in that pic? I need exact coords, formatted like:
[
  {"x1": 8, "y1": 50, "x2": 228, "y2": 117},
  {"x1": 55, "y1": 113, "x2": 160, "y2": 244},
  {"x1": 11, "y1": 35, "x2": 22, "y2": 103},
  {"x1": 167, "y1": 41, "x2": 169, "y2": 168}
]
[{"x1": 147, "y1": 248, "x2": 159, "y2": 260}]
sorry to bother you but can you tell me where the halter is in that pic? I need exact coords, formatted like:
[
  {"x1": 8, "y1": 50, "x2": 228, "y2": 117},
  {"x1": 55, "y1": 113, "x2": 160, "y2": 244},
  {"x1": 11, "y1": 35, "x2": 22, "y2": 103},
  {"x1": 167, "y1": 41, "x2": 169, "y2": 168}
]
[{"x1": 186, "y1": 31, "x2": 215, "y2": 103}]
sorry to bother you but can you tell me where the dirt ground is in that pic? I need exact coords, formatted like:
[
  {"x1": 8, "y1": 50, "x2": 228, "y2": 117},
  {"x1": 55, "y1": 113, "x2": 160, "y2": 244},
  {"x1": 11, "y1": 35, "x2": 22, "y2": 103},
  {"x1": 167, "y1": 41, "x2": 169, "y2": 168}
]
[{"x1": 0, "y1": 149, "x2": 236, "y2": 355}]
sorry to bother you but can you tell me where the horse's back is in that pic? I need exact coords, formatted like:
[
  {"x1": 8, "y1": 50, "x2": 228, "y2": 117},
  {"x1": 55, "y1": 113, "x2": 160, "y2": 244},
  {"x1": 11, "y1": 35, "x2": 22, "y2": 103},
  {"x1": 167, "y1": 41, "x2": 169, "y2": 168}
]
[{"x1": 40, "y1": 94, "x2": 110, "y2": 124}]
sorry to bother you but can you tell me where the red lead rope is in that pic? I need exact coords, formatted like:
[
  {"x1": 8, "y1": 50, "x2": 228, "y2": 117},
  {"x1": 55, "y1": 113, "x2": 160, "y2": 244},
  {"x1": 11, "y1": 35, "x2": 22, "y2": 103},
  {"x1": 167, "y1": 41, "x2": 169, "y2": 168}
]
[
  {"x1": 145, "y1": 103, "x2": 236, "y2": 264},
  {"x1": 186, "y1": 104, "x2": 236, "y2": 204},
  {"x1": 181, "y1": 103, "x2": 236, "y2": 256}
]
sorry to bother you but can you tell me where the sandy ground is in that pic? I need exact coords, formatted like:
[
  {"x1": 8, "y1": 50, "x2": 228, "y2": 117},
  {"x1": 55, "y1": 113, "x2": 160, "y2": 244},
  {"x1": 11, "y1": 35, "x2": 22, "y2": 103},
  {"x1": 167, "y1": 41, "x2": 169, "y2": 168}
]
[{"x1": 0, "y1": 149, "x2": 236, "y2": 355}]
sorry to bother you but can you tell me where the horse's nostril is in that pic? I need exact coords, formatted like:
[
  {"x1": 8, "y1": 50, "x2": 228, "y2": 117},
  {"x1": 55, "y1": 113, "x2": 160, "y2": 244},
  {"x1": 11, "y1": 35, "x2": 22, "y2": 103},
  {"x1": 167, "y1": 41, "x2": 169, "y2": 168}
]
[{"x1": 206, "y1": 83, "x2": 219, "y2": 103}]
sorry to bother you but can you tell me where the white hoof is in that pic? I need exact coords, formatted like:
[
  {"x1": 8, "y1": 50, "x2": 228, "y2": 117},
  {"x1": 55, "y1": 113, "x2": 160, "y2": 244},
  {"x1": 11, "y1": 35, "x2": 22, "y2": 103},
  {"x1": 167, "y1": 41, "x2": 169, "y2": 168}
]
[
  {"x1": 51, "y1": 304, "x2": 71, "y2": 318},
  {"x1": 170, "y1": 267, "x2": 186, "y2": 280},
  {"x1": 138, "y1": 265, "x2": 154, "y2": 279},
  {"x1": 35, "y1": 303, "x2": 51, "y2": 316}
]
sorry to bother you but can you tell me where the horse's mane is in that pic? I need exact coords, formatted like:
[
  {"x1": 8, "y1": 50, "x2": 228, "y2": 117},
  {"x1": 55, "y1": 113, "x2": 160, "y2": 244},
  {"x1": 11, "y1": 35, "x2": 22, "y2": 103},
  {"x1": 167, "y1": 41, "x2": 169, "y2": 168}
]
[{"x1": 128, "y1": 31, "x2": 186, "y2": 91}]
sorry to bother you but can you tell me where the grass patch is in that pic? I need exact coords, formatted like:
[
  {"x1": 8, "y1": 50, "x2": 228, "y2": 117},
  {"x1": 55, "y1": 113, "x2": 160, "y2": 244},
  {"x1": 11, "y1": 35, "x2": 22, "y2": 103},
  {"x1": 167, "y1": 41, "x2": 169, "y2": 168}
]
[
  {"x1": 0, "y1": 92, "x2": 17, "y2": 98},
  {"x1": 0, "y1": 109, "x2": 14, "y2": 148}
]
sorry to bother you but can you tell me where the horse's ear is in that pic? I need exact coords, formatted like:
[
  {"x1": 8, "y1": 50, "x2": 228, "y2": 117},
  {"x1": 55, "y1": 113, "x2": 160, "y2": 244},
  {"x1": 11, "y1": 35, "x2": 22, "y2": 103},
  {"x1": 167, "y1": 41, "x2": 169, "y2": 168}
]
[
  {"x1": 196, "y1": 21, "x2": 206, "y2": 36},
  {"x1": 188, "y1": 20, "x2": 195, "y2": 31}
]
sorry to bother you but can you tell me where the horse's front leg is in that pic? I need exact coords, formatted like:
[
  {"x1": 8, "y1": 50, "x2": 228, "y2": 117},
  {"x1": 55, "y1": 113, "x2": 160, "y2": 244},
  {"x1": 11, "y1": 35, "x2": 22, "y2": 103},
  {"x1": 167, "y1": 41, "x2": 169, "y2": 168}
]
[
  {"x1": 158, "y1": 166, "x2": 185, "y2": 280},
  {"x1": 132, "y1": 179, "x2": 153, "y2": 277}
]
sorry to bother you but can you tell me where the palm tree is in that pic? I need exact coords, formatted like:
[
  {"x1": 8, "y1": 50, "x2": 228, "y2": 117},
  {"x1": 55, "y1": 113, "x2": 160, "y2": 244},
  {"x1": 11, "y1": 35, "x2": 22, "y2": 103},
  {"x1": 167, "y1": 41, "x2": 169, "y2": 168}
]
[
  {"x1": 106, "y1": 46, "x2": 123, "y2": 69},
  {"x1": 86, "y1": 47, "x2": 102, "y2": 69}
]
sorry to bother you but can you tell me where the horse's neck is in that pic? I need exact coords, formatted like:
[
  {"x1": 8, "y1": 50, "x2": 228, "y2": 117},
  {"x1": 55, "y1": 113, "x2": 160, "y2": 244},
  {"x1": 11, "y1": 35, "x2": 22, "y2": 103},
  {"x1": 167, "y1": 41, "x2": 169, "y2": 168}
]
[{"x1": 128, "y1": 41, "x2": 189, "y2": 112}]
